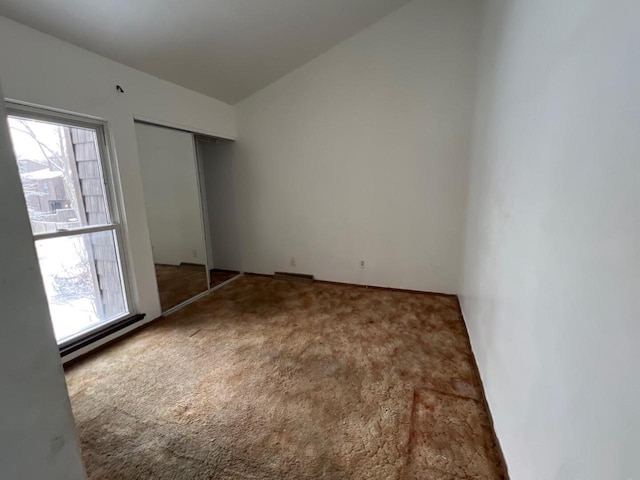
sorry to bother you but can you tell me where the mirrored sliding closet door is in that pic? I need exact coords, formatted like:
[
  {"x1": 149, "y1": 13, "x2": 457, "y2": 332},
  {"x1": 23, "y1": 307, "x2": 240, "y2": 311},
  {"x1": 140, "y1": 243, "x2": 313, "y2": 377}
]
[{"x1": 135, "y1": 122, "x2": 210, "y2": 313}]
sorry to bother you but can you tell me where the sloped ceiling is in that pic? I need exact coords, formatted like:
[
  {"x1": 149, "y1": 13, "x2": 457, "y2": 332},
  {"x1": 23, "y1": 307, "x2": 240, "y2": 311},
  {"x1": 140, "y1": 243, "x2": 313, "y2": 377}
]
[{"x1": 0, "y1": 0, "x2": 412, "y2": 104}]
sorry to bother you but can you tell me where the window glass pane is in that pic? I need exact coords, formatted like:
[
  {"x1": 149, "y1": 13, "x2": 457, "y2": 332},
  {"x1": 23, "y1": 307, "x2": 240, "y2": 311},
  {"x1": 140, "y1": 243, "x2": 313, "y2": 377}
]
[
  {"x1": 7, "y1": 116, "x2": 110, "y2": 234},
  {"x1": 35, "y1": 231, "x2": 128, "y2": 343}
]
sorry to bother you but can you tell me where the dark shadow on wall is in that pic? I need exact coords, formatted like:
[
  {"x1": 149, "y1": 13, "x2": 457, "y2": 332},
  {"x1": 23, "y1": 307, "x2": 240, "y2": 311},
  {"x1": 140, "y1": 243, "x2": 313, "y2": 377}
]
[{"x1": 198, "y1": 138, "x2": 243, "y2": 273}]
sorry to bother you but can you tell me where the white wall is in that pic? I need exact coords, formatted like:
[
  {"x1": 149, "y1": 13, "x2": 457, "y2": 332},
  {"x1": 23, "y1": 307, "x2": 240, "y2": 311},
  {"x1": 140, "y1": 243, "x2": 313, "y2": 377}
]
[
  {"x1": 460, "y1": 0, "x2": 640, "y2": 478},
  {"x1": 233, "y1": 0, "x2": 480, "y2": 293},
  {"x1": 135, "y1": 123, "x2": 206, "y2": 266},
  {"x1": 0, "y1": 90, "x2": 85, "y2": 479},
  {"x1": 199, "y1": 139, "x2": 243, "y2": 272},
  {"x1": 0, "y1": 16, "x2": 235, "y2": 321}
]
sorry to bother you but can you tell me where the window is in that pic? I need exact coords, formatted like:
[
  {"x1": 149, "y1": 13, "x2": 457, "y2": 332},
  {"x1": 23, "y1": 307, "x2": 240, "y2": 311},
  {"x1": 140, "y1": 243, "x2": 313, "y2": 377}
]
[
  {"x1": 49, "y1": 200, "x2": 68, "y2": 212},
  {"x1": 7, "y1": 107, "x2": 131, "y2": 345}
]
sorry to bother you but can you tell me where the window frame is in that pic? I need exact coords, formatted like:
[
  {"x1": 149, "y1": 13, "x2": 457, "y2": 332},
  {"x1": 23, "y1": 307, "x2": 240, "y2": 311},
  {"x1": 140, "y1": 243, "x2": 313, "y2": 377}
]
[{"x1": 6, "y1": 101, "x2": 136, "y2": 348}]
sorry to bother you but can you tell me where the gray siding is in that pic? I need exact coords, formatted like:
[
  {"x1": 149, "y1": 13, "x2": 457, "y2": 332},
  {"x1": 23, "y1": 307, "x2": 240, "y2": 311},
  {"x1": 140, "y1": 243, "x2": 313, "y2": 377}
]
[{"x1": 70, "y1": 128, "x2": 125, "y2": 319}]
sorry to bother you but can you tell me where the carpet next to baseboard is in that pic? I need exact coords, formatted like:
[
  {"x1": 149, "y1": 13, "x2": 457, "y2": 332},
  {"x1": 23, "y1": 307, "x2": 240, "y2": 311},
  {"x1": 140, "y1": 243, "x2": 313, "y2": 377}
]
[{"x1": 66, "y1": 275, "x2": 507, "y2": 479}]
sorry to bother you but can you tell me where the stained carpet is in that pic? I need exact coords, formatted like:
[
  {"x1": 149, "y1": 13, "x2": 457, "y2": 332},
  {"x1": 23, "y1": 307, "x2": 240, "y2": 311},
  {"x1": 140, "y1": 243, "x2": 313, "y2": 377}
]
[{"x1": 66, "y1": 275, "x2": 506, "y2": 479}]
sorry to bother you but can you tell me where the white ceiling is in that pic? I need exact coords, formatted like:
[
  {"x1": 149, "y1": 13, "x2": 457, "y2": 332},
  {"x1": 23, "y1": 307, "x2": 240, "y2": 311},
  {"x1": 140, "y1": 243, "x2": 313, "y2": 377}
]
[{"x1": 0, "y1": 0, "x2": 412, "y2": 104}]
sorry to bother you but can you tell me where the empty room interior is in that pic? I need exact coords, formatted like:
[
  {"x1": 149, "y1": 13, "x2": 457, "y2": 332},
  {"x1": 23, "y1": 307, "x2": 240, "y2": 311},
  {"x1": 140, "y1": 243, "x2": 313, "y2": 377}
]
[{"x1": 0, "y1": 0, "x2": 638, "y2": 479}]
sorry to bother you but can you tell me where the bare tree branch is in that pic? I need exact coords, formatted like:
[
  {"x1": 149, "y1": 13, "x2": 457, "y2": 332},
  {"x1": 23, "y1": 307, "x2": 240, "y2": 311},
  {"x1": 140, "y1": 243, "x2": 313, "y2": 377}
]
[{"x1": 15, "y1": 120, "x2": 65, "y2": 171}]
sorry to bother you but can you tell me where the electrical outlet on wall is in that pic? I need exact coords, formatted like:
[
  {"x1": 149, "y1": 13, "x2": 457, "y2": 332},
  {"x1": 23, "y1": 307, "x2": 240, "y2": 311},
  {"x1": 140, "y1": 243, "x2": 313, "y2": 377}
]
[
  {"x1": 290, "y1": 257, "x2": 296, "y2": 267},
  {"x1": 192, "y1": 250, "x2": 198, "y2": 258},
  {"x1": 360, "y1": 260, "x2": 365, "y2": 269}
]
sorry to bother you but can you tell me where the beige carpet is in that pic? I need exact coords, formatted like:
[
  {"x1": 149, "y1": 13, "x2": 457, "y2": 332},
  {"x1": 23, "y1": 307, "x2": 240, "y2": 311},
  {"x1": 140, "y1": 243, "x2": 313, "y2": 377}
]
[{"x1": 66, "y1": 275, "x2": 506, "y2": 479}]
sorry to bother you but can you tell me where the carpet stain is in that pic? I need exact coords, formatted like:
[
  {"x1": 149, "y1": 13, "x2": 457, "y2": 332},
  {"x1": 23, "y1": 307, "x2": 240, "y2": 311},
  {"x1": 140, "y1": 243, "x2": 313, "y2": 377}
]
[{"x1": 66, "y1": 275, "x2": 506, "y2": 479}]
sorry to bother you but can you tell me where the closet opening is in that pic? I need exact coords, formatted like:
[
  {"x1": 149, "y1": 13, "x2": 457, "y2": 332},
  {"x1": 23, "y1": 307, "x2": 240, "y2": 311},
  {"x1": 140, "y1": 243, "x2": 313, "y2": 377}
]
[{"x1": 134, "y1": 120, "x2": 241, "y2": 314}]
